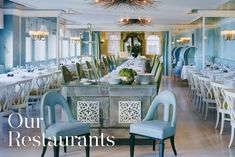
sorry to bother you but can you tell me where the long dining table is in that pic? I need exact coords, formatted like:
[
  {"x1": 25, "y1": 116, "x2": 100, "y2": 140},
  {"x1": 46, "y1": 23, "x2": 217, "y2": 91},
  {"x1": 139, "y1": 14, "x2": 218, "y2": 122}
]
[{"x1": 61, "y1": 58, "x2": 158, "y2": 141}]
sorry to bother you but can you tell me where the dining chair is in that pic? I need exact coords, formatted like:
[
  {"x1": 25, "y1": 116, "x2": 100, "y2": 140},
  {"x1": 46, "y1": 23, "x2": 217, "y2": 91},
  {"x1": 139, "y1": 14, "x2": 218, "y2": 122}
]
[
  {"x1": 76, "y1": 63, "x2": 86, "y2": 80},
  {"x1": 29, "y1": 74, "x2": 51, "y2": 109},
  {"x1": 49, "y1": 71, "x2": 62, "y2": 92},
  {"x1": 155, "y1": 63, "x2": 163, "y2": 94},
  {"x1": 107, "y1": 56, "x2": 114, "y2": 71},
  {"x1": 0, "y1": 84, "x2": 14, "y2": 139},
  {"x1": 151, "y1": 59, "x2": 160, "y2": 76},
  {"x1": 85, "y1": 61, "x2": 95, "y2": 80},
  {"x1": 61, "y1": 65, "x2": 75, "y2": 83},
  {"x1": 223, "y1": 89, "x2": 235, "y2": 147},
  {"x1": 150, "y1": 55, "x2": 157, "y2": 71},
  {"x1": 10, "y1": 79, "x2": 33, "y2": 118},
  {"x1": 198, "y1": 76, "x2": 216, "y2": 120},
  {"x1": 102, "y1": 56, "x2": 110, "y2": 73},
  {"x1": 100, "y1": 61, "x2": 108, "y2": 75},
  {"x1": 40, "y1": 91, "x2": 90, "y2": 157},
  {"x1": 0, "y1": 65, "x2": 5, "y2": 74},
  {"x1": 129, "y1": 90, "x2": 177, "y2": 157},
  {"x1": 211, "y1": 81, "x2": 231, "y2": 135},
  {"x1": 111, "y1": 55, "x2": 118, "y2": 68},
  {"x1": 192, "y1": 73, "x2": 203, "y2": 111}
]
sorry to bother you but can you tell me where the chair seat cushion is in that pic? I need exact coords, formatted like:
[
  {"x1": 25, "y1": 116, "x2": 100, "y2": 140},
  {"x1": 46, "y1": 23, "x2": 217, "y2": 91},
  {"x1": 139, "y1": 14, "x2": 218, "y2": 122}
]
[
  {"x1": 45, "y1": 122, "x2": 90, "y2": 140},
  {"x1": 130, "y1": 120, "x2": 174, "y2": 139}
]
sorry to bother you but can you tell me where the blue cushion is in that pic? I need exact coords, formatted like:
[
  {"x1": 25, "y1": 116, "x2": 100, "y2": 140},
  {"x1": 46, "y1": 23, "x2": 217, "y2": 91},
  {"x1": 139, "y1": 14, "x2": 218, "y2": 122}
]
[
  {"x1": 130, "y1": 120, "x2": 174, "y2": 139},
  {"x1": 45, "y1": 122, "x2": 90, "y2": 140}
]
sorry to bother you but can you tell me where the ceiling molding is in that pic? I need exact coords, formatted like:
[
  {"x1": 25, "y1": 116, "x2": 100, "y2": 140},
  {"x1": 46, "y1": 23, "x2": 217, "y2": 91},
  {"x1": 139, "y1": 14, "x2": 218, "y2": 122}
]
[
  {"x1": 65, "y1": 24, "x2": 199, "y2": 32},
  {"x1": 196, "y1": 10, "x2": 235, "y2": 17},
  {"x1": 4, "y1": 9, "x2": 63, "y2": 17}
]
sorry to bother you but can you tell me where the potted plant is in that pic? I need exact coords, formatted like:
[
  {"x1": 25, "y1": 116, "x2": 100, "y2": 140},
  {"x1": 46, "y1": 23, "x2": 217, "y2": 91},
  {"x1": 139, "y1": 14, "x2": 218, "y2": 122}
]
[
  {"x1": 119, "y1": 68, "x2": 137, "y2": 85},
  {"x1": 127, "y1": 44, "x2": 141, "y2": 58}
]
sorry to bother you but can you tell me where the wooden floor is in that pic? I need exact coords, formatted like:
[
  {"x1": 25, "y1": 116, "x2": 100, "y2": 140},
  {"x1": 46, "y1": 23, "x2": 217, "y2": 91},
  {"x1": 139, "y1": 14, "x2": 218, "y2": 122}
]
[{"x1": 1, "y1": 77, "x2": 235, "y2": 157}]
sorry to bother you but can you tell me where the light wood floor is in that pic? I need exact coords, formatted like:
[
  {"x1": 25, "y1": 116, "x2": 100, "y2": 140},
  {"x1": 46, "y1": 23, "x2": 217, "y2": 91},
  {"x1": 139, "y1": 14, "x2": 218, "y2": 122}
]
[{"x1": 0, "y1": 77, "x2": 235, "y2": 157}]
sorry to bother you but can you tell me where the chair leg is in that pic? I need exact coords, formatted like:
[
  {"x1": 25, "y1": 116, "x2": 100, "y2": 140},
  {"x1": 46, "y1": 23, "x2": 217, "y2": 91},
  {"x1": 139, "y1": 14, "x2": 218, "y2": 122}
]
[
  {"x1": 130, "y1": 134, "x2": 135, "y2": 157},
  {"x1": 41, "y1": 138, "x2": 49, "y2": 157},
  {"x1": 205, "y1": 102, "x2": 209, "y2": 120},
  {"x1": 159, "y1": 140, "x2": 165, "y2": 157},
  {"x1": 170, "y1": 136, "x2": 177, "y2": 156},
  {"x1": 0, "y1": 117, "x2": 3, "y2": 139},
  {"x1": 63, "y1": 140, "x2": 67, "y2": 153},
  {"x1": 229, "y1": 126, "x2": 234, "y2": 148},
  {"x1": 85, "y1": 134, "x2": 90, "y2": 157},
  {"x1": 26, "y1": 105, "x2": 29, "y2": 118},
  {"x1": 220, "y1": 113, "x2": 225, "y2": 135},
  {"x1": 53, "y1": 141, "x2": 60, "y2": 157},
  {"x1": 215, "y1": 111, "x2": 220, "y2": 129},
  {"x1": 153, "y1": 140, "x2": 156, "y2": 151}
]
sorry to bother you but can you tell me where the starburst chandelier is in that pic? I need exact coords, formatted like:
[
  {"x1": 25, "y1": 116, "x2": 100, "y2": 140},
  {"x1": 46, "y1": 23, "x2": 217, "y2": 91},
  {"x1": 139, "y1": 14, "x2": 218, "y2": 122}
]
[
  {"x1": 120, "y1": 18, "x2": 151, "y2": 26},
  {"x1": 94, "y1": 0, "x2": 157, "y2": 9}
]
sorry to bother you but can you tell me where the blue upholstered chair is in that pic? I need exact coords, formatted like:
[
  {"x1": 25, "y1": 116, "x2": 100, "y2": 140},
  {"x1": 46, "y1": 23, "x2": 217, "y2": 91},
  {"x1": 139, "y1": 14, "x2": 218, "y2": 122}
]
[
  {"x1": 0, "y1": 65, "x2": 5, "y2": 74},
  {"x1": 129, "y1": 90, "x2": 177, "y2": 157},
  {"x1": 40, "y1": 91, "x2": 90, "y2": 157}
]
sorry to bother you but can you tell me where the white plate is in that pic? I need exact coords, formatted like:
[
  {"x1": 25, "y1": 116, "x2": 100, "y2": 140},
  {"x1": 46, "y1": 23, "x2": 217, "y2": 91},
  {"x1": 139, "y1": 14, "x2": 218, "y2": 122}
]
[
  {"x1": 109, "y1": 81, "x2": 120, "y2": 85},
  {"x1": 82, "y1": 82, "x2": 93, "y2": 85},
  {"x1": 140, "y1": 81, "x2": 151, "y2": 85}
]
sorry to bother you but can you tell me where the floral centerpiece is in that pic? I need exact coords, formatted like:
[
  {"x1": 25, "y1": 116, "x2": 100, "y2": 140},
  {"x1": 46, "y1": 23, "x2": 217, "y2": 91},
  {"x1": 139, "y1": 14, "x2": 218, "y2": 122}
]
[
  {"x1": 127, "y1": 44, "x2": 141, "y2": 58},
  {"x1": 119, "y1": 68, "x2": 137, "y2": 85}
]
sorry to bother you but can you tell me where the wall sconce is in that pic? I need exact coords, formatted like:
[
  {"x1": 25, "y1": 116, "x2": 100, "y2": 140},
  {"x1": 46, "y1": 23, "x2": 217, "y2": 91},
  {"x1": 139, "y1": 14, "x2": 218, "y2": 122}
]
[
  {"x1": 176, "y1": 39, "x2": 183, "y2": 44},
  {"x1": 101, "y1": 39, "x2": 105, "y2": 44},
  {"x1": 180, "y1": 37, "x2": 191, "y2": 44},
  {"x1": 176, "y1": 37, "x2": 191, "y2": 44},
  {"x1": 221, "y1": 30, "x2": 235, "y2": 40}
]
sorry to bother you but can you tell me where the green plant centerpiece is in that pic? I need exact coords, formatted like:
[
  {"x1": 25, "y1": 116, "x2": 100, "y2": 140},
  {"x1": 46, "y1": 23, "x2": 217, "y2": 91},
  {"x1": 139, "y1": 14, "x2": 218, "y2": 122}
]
[
  {"x1": 127, "y1": 44, "x2": 141, "y2": 58},
  {"x1": 119, "y1": 68, "x2": 137, "y2": 85}
]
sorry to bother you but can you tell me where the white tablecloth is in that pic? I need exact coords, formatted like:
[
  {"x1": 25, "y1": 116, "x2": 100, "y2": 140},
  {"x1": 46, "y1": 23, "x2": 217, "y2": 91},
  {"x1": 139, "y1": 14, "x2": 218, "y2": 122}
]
[
  {"x1": 0, "y1": 68, "x2": 60, "y2": 87},
  {"x1": 181, "y1": 65, "x2": 196, "y2": 80},
  {"x1": 202, "y1": 69, "x2": 234, "y2": 81}
]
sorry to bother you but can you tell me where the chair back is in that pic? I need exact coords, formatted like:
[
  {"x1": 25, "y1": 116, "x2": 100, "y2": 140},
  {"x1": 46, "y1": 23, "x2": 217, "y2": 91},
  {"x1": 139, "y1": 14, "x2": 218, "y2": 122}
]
[
  {"x1": 192, "y1": 73, "x2": 202, "y2": 94},
  {"x1": 85, "y1": 61, "x2": 95, "y2": 80},
  {"x1": 40, "y1": 91, "x2": 75, "y2": 134},
  {"x1": 62, "y1": 65, "x2": 74, "y2": 83},
  {"x1": 211, "y1": 81, "x2": 231, "y2": 110},
  {"x1": 111, "y1": 55, "x2": 118, "y2": 68},
  {"x1": 0, "y1": 84, "x2": 14, "y2": 112},
  {"x1": 76, "y1": 63, "x2": 85, "y2": 80},
  {"x1": 198, "y1": 76, "x2": 214, "y2": 100},
  {"x1": 107, "y1": 56, "x2": 114, "y2": 71},
  {"x1": 151, "y1": 59, "x2": 160, "y2": 76},
  {"x1": 12, "y1": 79, "x2": 33, "y2": 106},
  {"x1": 30, "y1": 74, "x2": 51, "y2": 96},
  {"x1": 155, "y1": 63, "x2": 163, "y2": 82},
  {"x1": 150, "y1": 55, "x2": 157, "y2": 71},
  {"x1": 0, "y1": 65, "x2": 5, "y2": 74},
  {"x1": 50, "y1": 71, "x2": 62, "y2": 89},
  {"x1": 102, "y1": 56, "x2": 110, "y2": 72},
  {"x1": 224, "y1": 89, "x2": 235, "y2": 122},
  {"x1": 143, "y1": 90, "x2": 177, "y2": 133}
]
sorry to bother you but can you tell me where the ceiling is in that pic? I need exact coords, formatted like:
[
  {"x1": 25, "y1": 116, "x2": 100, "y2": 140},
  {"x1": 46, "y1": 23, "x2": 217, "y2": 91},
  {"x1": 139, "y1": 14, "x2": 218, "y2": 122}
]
[{"x1": 9, "y1": 0, "x2": 230, "y2": 30}]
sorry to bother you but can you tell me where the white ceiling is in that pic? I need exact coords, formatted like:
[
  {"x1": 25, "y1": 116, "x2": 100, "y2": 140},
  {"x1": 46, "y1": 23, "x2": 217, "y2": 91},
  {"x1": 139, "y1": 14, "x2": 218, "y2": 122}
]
[{"x1": 10, "y1": 0, "x2": 230, "y2": 30}]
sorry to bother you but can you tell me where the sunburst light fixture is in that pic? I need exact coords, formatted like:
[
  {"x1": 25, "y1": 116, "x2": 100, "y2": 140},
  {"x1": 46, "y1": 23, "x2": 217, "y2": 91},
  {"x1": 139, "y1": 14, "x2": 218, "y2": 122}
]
[
  {"x1": 120, "y1": 18, "x2": 151, "y2": 26},
  {"x1": 94, "y1": 0, "x2": 157, "y2": 9}
]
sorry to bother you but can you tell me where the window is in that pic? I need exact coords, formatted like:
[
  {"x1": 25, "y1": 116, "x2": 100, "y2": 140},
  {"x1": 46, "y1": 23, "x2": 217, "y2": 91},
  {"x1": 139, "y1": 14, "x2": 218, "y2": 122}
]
[
  {"x1": 107, "y1": 33, "x2": 120, "y2": 55},
  {"x1": 34, "y1": 40, "x2": 46, "y2": 61},
  {"x1": 26, "y1": 37, "x2": 32, "y2": 62},
  {"x1": 48, "y1": 35, "x2": 56, "y2": 59},
  {"x1": 70, "y1": 41, "x2": 76, "y2": 57},
  {"x1": 61, "y1": 39, "x2": 69, "y2": 58},
  {"x1": 146, "y1": 35, "x2": 160, "y2": 55}
]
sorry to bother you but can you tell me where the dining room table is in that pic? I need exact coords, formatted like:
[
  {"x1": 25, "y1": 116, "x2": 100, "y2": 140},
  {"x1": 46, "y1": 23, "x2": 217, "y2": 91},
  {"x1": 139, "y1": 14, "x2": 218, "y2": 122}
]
[{"x1": 61, "y1": 58, "x2": 158, "y2": 141}]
